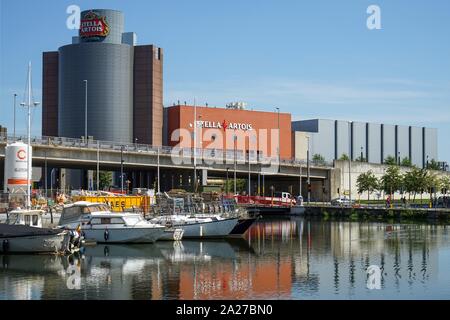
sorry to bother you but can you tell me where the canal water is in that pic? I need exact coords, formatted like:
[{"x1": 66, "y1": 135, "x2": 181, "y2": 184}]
[{"x1": 0, "y1": 218, "x2": 449, "y2": 300}]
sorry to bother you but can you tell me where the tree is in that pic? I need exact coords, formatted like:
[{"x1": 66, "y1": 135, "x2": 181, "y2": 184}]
[
  {"x1": 426, "y1": 172, "x2": 439, "y2": 198},
  {"x1": 381, "y1": 165, "x2": 402, "y2": 200},
  {"x1": 312, "y1": 154, "x2": 326, "y2": 165},
  {"x1": 93, "y1": 171, "x2": 113, "y2": 190},
  {"x1": 384, "y1": 156, "x2": 397, "y2": 166},
  {"x1": 356, "y1": 170, "x2": 379, "y2": 203},
  {"x1": 339, "y1": 154, "x2": 349, "y2": 161},
  {"x1": 427, "y1": 159, "x2": 441, "y2": 171},
  {"x1": 224, "y1": 178, "x2": 247, "y2": 195},
  {"x1": 403, "y1": 166, "x2": 427, "y2": 202},
  {"x1": 441, "y1": 176, "x2": 450, "y2": 195},
  {"x1": 401, "y1": 157, "x2": 412, "y2": 167}
]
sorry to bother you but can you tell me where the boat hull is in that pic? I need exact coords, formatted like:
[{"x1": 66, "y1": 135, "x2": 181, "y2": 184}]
[
  {"x1": 174, "y1": 218, "x2": 239, "y2": 239},
  {"x1": 0, "y1": 232, "x2": 70, "y2": 254},
  {"x1": 228, "y1": 218, "x2": 256, "y2": 237},
  {"x1": 81, "y1": 226, "x2": 165, "y2": 243},
  {"x1": 156, "y1": 228, "x2": 185, "y2": 241}
]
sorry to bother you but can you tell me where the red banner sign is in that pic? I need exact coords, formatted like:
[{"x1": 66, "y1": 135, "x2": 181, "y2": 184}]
[{"x1": 79, "y1": 11, "x2": 109, "y2": 38}]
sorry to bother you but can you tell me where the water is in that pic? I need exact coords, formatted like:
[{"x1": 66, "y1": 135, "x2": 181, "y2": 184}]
[{"x1": 1, "y1": 218, "x2": 449, "y2": 300}]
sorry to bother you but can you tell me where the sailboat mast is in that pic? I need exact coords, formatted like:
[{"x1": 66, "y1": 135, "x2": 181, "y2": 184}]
[{"x1": 26, "y1": 62, "x2": 31, "y2": 209}]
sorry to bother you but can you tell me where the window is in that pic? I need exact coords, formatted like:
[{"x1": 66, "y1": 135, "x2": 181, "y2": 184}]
[
  {"x1": 90, "y1": 217, "x2": 124, "y2": 225},
  {"x1": 100, "y1": 218, "x2": 111, "y2": 225},
  {"x1": 24, "y1": 215, "x2": 31, "y2": 226},
  {"x1": 32, "y1": 215, "x2": 39, "y2": 226},
  {"x1": 62, "y1": 206, "x2": 83, "y2": 221}
]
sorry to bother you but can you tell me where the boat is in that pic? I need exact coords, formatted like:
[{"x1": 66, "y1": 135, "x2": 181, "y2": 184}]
[
  {"x1": 150, "y1": 214, "x2": 240, "y2": 239},
  {"x1": 0, "y1": 209, "x2": 73, "y2": 254},
  {"x1": 149, "y1": 191, "x2": 255, "y2": 239},
  {"x1": 58, "y1": 201, "x2": 181, "y2": 243}
]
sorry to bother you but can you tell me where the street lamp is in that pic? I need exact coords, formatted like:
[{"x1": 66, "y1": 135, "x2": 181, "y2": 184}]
[
  {"x1": 226, "y1": 168, "x2": 229, "y2": 194},
  {"x1": 83, "y1": 80, "x2": 88, "y2": 142},
  {"x1": 13, "y1": 93, "x2": 17, "y2": 141},
  {"x1": 275, "y1": 107, "x2": 280, "y2": 166},
  {"x1": 234, "y1": 134, "x2": 237, "y2": 195},
  {"x1": 398, "y1": 152, "x2": 401, "y2": 166},
  {"x1": 360, "y1": 146, "x2": 364, "y2": 162},
  {"x1": 120, "y1": 145, "x2": 124, "y2": 194},
  {"x1": 193, "y1": 99, "x2": 197, "y2": 192},
  {"x1": 306, "y1": 135, "x2": 311, "y2": 204}
]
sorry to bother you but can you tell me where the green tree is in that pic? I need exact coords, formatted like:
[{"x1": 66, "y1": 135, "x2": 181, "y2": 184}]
[
  {"x1": 403, "y1": 167, "x2": 427, "y2": 202},
  {"x1": 440, "y1": 176, "x2": 450, "y2": 194},
  {"x1": 224, "y1": 178, "x2": 247, "y2": 195},
  {"x1": 384, "y1": 156, "x2": 397, "y2": 166},
  {"x1": 426, "y1": 172, "x2": 439, "y2": 197},
  {"x1": 427, "y1": 159, "x2": 441, "y2": 171},
  {"x1": 401, "y1": 157, "x2": 412, "y2": 167},
  {"x1": 339, "y1": 154, "x2": 349, "y2": 161},
  {"x1": 93, "y1": 171, "x2": 113, "y2": 190},
  {"x1": 356, "y1": 170, "x2": 379, "y2": 203},
  {"x1": 312, "y1": 154, "x2": 326, "y2": 165},
  {"x1": 381, "y1": 165, "x2": 402, "y2": 200}
]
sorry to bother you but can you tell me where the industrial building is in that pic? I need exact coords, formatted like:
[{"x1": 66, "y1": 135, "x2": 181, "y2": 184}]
[
  {"x1": 292, "y1": 119, "x2": 438, "y2": 168},
  {"x1": 164, "y1": 104, "x2": 292, "y2": 160},
  {"x1": 42, "y1": 9, "x2": 163, "y2": 145}
]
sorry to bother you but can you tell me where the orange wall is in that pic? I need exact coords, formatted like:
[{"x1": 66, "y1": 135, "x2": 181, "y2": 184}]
[{"x1": 167, "y1": 105, "x2": 292, "y2": 159}]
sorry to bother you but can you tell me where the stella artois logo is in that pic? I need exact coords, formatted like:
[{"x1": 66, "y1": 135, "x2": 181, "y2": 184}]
[{"x1": 79, "y1": 11, "x2": 109, "y2": 39}]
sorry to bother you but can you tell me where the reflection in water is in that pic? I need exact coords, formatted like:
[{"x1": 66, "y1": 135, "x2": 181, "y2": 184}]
[{"x1": 0, "y1": 218, "x2": 449, "y2": 300}]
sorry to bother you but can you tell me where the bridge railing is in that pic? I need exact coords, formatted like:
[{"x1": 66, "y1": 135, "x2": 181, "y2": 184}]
[{"x1": 1, "y1": 135, "x2": 334, "y2": 168}]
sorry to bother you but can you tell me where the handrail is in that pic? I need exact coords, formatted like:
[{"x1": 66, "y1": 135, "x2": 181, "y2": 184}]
[{"x1": 0, "y1": 134, "x2": 334, "y2": 168}]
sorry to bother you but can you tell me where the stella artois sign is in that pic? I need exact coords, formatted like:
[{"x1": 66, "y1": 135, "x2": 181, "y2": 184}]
[{"x1": 79, "y1": 11, "x2": 109, "y2": 39}]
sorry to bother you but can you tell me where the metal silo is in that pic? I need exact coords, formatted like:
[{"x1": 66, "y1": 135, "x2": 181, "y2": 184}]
[{"x1": 58, "y1": 9, "x2": 133, "y2": 143}]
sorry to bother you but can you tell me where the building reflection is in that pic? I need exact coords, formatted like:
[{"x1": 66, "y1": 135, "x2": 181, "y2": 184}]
[{"x1": 0, "y1": 220, "x2": 447, "y2": 299}]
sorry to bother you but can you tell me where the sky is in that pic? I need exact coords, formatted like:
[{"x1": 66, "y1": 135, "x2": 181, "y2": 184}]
[{"x1": 1, "y1": 0, "x2": 449, "y2": 161}]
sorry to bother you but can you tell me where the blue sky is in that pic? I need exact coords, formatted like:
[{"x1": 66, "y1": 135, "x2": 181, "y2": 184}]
[{"x1": 1, "y1": 0, "x2": 449, "y2": 161}]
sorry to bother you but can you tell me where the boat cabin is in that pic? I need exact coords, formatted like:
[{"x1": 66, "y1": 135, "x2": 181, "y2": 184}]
[
  {"x1": 59, "y1": 201, "x2": 111, "y2": 227},
  {"x1": 7, "y1": 209, "x2": 45, "y2": 228}
]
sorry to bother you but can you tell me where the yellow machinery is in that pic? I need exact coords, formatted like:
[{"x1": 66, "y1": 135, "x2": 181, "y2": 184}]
[{"x1": 71, "y1": 195, "x2": 154, "y2": 212}]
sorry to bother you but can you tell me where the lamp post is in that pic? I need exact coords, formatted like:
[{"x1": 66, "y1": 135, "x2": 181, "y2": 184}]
[
  {"x1": 96, "y1": 140, "x2": 100, "y2": 191},
  {"x1": 83, "y1": 80, "x2": 88, "y2": 142},
  {"x1": 234, "y1": 134, "x2": 237, "y2": 195},
  {"x1": 398, "y1": 152, "x2": 401, "y2": 166},
  {"x1": 120, "y1": 145, "x2": 124, "y2": 194},
  {"x1": 306, "y1": 135, "x2": 311, "y2": 204},
  {"x1": 13, "y1": 93, "x2": 17, "y2": 141},
  {"x1": 50, "y1": 168, "x2": 55, "y2": 199},
  {"x1": 44, "y1": 151, "x2": 47, "y2": 198},
  {"x1": 226, "y1": 168, "x2": 229, "y2": 194},
  {"x1": 348, "y1": 122, "x2": 352, "y2": 204},
  {"x1": 193, "y1": 99, "x2": 197, "y2": 192},
  {"x1": 360, "y1": 146, "x2": 364, "y2": 162},
  {"x1": 276, "y1": 107, "x2": 280, "y2": 166},
  {"x1": 299, "y1": 162, "x2": 302, "y2": 198}
]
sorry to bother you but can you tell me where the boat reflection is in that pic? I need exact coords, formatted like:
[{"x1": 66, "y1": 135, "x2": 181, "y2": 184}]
[{"x1": 0, "y1": 219, "x2": 448, "y2": 299}]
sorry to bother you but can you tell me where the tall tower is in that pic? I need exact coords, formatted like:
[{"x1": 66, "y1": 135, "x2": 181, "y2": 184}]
[{"x1": 42, "y1": 9, "x2": 163, "y2": 146}]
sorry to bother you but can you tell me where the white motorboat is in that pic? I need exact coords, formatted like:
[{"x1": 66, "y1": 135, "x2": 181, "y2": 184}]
[
  {"x1": 58, "y1": 202, "x2": 178, "y2": 243},
  {"x1": 150, "y1": 214, "x2": 239, "y2": 239},
  {"x1": 0, "y1": 209, "x2": 72, "y2": 254}
]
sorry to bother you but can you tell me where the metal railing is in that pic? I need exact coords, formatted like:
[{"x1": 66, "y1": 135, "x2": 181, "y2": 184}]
[{"x1": 0, "y1": 134, "x2": 334, "y2": 168}]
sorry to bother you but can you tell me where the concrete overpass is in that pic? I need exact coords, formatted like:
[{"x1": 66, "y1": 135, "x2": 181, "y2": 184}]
[{"x1": 0, "y1": 136, "x2": 335, "y2": 200}]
